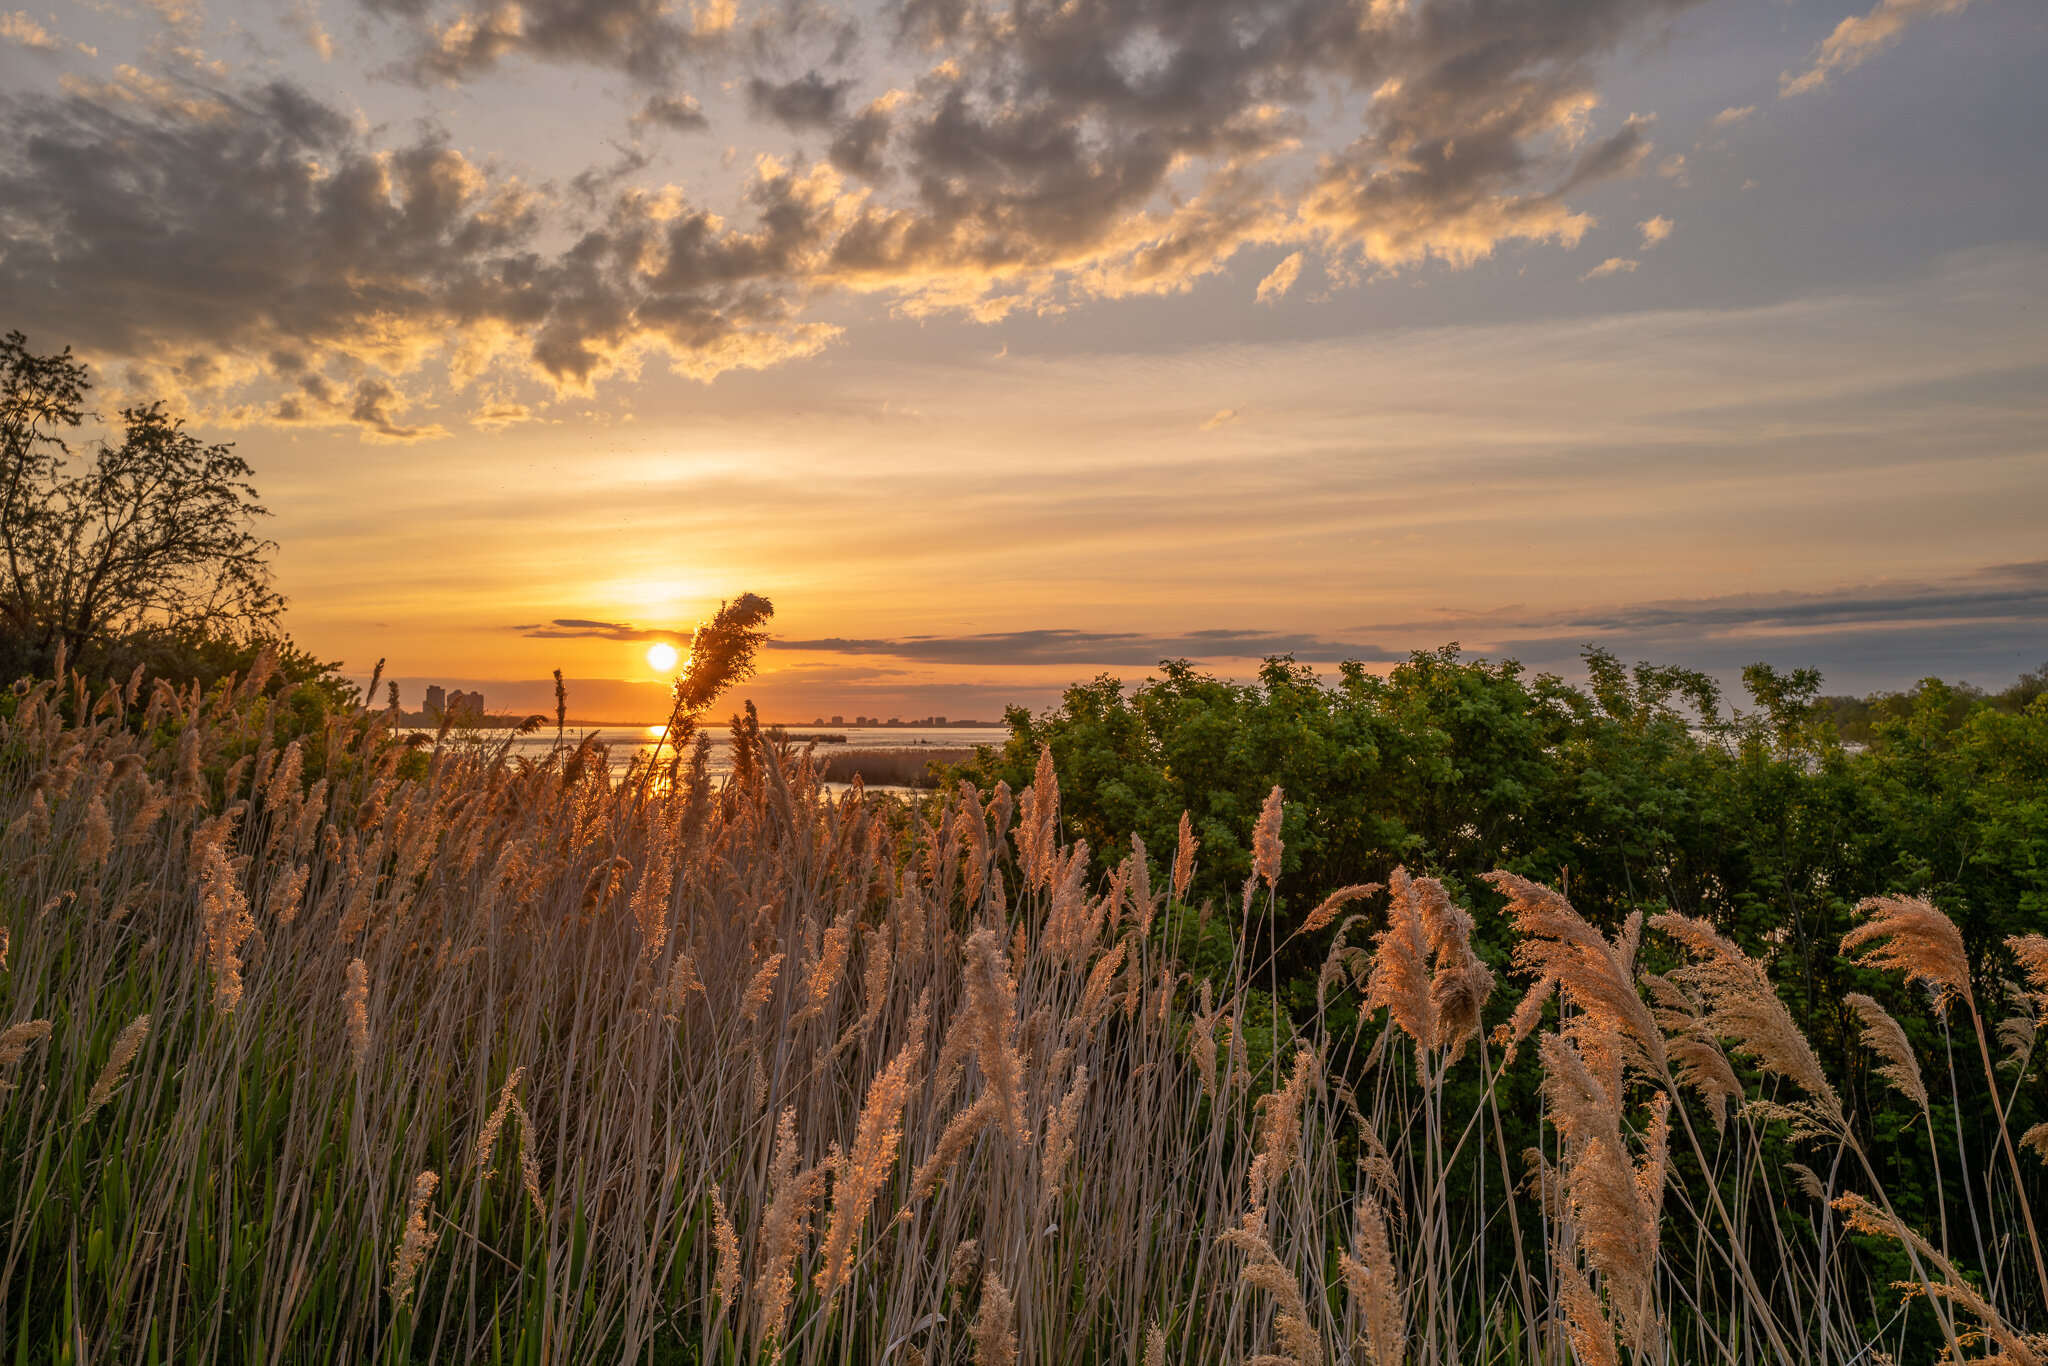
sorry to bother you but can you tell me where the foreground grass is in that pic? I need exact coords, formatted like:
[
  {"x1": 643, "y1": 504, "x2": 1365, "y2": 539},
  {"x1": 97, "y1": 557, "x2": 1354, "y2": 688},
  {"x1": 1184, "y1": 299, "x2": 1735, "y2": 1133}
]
[{"x1": 0, "y1": 663, "x2": 2042, "y2": 1364}]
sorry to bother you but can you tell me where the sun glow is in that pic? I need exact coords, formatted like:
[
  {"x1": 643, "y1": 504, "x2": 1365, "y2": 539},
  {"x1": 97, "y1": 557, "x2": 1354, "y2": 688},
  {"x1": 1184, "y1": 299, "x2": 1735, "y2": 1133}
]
[{"x1": 646, "y1": 642, "x2": 680, "y2": 673}]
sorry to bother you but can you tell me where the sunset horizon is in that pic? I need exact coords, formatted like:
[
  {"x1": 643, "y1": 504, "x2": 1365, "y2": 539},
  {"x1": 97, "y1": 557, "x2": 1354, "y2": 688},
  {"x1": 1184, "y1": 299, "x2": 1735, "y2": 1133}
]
[{"x1": 3, "y1": 0, "x2": 2043, "y2": 719}]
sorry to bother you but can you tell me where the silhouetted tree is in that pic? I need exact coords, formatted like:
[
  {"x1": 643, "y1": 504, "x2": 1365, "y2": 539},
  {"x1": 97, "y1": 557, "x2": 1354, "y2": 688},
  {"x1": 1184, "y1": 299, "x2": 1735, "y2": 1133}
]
[{"x1": 0, "y1": 331, "x2": 280, "y2": 674}]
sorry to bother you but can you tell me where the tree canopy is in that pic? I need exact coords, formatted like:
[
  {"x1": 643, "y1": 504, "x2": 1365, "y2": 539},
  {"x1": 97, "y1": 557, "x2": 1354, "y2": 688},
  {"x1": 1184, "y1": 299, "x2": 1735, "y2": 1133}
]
[{"x1": 0, "y1": 331, "x2": 280, "y2": 677}]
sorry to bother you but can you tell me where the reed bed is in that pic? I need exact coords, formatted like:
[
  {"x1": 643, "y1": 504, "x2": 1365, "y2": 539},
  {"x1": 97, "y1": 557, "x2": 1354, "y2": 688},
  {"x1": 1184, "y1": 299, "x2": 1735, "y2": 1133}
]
[{"x1": 0, "y1": 659, "x2": 2041, "y2": 1365}]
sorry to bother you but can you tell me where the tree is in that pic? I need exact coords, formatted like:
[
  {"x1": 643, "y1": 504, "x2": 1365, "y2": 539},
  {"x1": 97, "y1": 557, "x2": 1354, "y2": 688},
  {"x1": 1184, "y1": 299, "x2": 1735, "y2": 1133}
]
[{"x1": 0, "y1": 331, "x2": 280, "y2": 673}]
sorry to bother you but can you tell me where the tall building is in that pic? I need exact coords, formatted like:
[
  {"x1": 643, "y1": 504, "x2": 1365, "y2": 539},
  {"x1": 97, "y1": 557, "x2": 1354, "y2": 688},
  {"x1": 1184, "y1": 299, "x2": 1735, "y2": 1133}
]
[
  {"x1": 423, "y1": 684, "x2": 446, "y2": 718},
  {"x1": 445, "y1": 689, "x2": 484, "y2": 721}
]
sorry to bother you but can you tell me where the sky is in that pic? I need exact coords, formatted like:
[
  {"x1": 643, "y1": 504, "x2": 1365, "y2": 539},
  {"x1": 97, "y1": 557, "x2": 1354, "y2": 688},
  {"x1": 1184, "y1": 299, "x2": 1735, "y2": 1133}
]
[{"x1": 1, "y1": 0, "x2": 2043, "y2": 721}]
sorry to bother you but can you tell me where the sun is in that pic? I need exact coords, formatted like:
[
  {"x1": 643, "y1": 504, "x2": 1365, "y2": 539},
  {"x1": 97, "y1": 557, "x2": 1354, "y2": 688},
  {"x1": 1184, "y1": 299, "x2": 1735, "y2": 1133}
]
[{"x1": 646, "y1": 641, "x2": 680, "y2": 673}]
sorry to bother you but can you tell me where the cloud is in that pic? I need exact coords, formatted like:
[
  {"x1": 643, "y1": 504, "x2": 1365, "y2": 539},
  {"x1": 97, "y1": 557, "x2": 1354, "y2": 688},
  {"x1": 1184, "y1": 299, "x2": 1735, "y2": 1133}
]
[
  {"x1": 750, "y1": 562, "x2": 2048, "y2": 681},
  {"x1": 512, "y1": 618, "x2": 680, "y2": 641},
  {"x1": 1711, "y1": 104, "x2": 1756, "y2": 126},
  {"x1": 4, "y1": 0, "x2": 1727, "y2": 424},
  {"x1": 1582, "y1": 256, "x2": 1638, "y2": 280},
  {"x1": 747, "y1": 71, "x2": 851, "y2": 129},
  {"x1": 0, "y1": 10, "x2": 57, "y2": 50},
  {"x1": 1639, "y1": 215, "x2": 1673, "y2": 248},
  {"x1": 774, "y1": 629, "x2": 1402, "y2": 667},
  {"x1": 0, "y1": 72, "x2": 850, "y2": 433},
  {"x1": 1199, "y1": 407, "x2": 1238, "y2": 431},
  {"x1": 364, "y1": 0, "x2": 742, "y2": 86},
  {"x1": 633, "y1": 94, "x2": 708, "y2": 131},
  {"x1": 1782, "y1": 0, "x2": 1973, "y2": 96},
  {"x1": 1255, "y1": 252, "x2": 1303, "y2": 304}
]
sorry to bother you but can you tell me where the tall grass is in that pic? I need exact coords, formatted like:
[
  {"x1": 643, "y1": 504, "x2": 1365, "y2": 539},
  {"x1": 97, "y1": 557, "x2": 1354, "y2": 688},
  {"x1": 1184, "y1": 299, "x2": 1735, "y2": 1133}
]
[{"x1": 0, "y1": 660, "x2": 2041, "y2": 1364}]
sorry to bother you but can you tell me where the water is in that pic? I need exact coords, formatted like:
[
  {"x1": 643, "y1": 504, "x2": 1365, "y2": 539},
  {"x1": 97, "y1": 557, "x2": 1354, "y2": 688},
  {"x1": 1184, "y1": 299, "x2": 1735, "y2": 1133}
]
[{"x1": 403, "y1": 723, "x2": 1012, "y2": 791}]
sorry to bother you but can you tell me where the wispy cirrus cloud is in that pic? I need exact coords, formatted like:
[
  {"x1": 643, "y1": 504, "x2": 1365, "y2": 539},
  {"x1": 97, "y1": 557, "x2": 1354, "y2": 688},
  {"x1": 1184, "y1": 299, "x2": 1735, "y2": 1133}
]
[
  {"x1": 1782, "y1": 0, "x2": 1974, "y2": 96},
  {"x1": 513, "y1": 618, "x2": 682, "y2": 641}
]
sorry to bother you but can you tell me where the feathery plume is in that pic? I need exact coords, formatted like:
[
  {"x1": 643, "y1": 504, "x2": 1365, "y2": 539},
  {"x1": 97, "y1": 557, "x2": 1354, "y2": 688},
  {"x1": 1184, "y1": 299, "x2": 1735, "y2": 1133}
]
[
  {"x1": 1787, "y1": 1162, "x2": 1827, "y2": 1199},
  {"x1": 1845, "y1": 993, "x2": 1928, "y2": 1111},
  {"x1": 1039, "y1": 1065, "x2": 1089, "y2": 1215},
  {"x1": 262, "y1": 738, "x2": 304, "y2": 810},
  {"x1": 741, "y1": 953, "x2": 785, "y2": 1027},
  {"x1": 961, "y1": 928, "x2": 1029, "y2": 1143},
  {"x1": 1253, "y1": 785, "x2": 1284, "y2": 890},
  {"x1": 200, "y1": 840, "x2": 255, "y2": 1014},
  {"x1": 2023, "y1": 1123, "x2": 2048, "y2": 1164},
  {"x1": 1538, "y1": 1033, "x2": 1664, "y2": 1350},
  {"x1": 2008, "y1": 934, "x2": 2048, "y2": 1005},
  {"x1": 389, "y1": 1170, "x2": 440, "y2": 1310},
  {"x1": 1299, "y1": 883, "x2": 1378, "y2": 938},
  {"x1": 817, "y1": 1019, "x2": 924, "y2": 1301},
  {"x1": 266, "y1": 863, "x2": 309, "y2": 926},
  {"x1": 1554, "y1": 1259, "x2": 1621, "y2": 1366},
  {"x1": 1339, "y1": 1194, "x2": 1406, "y2": 1366},
  {"x1": 345, "y1": 958, "x2": 369, "y2": 1072},
  {"x1": 797, "y1": 907, "x2": 856, "y2": 1024},
  {"x1": 1145, "y1": 1323, "x2": 1167, "y2": 1366},
  {"x1": 755, "y1": 1108, "x2": 826, "y2": 1351},
  {"x1": 79, "y1": 1015, "x2": 149, "y2": 1130},
  {"x1": 710, "y1": 1182, "x2": 741, "y2": 1314},
  {"x1": 1491, "y1": 873, "x2": 1663, "y2": 1075},
  {"x1": 1189, "y1": 982, "x2": 1223, "y2": 1101},
  {"x1": 1653, "y1": 913, "x2": 1843, "y2": 1135},
  {"x1": 0, "y1": 1018, "x2": 52, "y2": 1068},
  {"x1": 1844, "y1": 895, "x2": 1973, "y2": 1009},
  {"x1": 1218, "y1": 1226, "x2": 1322, "y2": 1366},
  {"x1": 1247, "y1": 1047, "x2": 1317, "y2": 1229},
  {"x1": 666, "y1": 950, "x2": 704, "y2": 1016},
  {"x1": 1172, "y1": 811, "x2": 1198, "y2": 902},
  {"x1": 475, "y1": 1066, "x2": 527, "y2": 1172},
  {"x1": 1644, "y1": 973, "x2": 1743, "y2": 1132},
  {"x1": 77, "y1": 792, "x2": 111, "y2": 870},
  {"x1": 948, "y1": 1240, "x2": 983, "y2": 1290},
  {"x1": 631, "y1": 821, "x2": 675, "y2": 961},
  {"x1": 970, "y1": 1268, "x2": 1018, "y2": 1366}
]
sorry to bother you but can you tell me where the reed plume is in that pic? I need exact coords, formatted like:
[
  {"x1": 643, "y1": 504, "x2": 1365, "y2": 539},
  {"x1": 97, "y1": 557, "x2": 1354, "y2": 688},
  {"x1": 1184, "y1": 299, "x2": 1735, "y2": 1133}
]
[
  {"x1": 1491, "y1": 872, "x2": 1662, "y2": 1074},
  {"x1": 1338, "y1": 1193, "x2": 1405, "y2": 1366},
  {"x1": 390, "y1": 1170, "x2": 440, "y2": 1310},
  {"x1": 1219, "y1": 1225, "x2": 1322, "y2": 1366},
  {"x1": 1844, "y1": 992, "x2": 1928, "y2": 1111},
  {"x1": 1252, "y1": 785, "x2": 1285, "y2": 890},
  {"x1": 79, "y1": 1013, "x2": 148, "y2": 1125},
  {"x1": 1845, "y1": 895, "x2": 1973, "y2": 1007},
  {"x1": 970, "y1": 1268, "x2": 1017, "y2": 1366},
  {"x1": 1653, "y1": 912, "x2": 1844, "y2": 1135},
  {"x1": 345, "y1": 957, "x2": 369, "y2": 1072},
  {"x1": 199, "y1": 837, "x2": 255, "y2": 1014},
  {"x1": 1298, "y1": 882, "x2": 1377, "y2": 938},
  {"x1": 1172, "y1": 810, "x2": 1197, "y2": 901},
  {"x1": 710, "y1": 1182, "x2": 741, "y2": 1314},
  {"x1": 0, "y1": 1019, "x2": 51, "y2": 1067},
  {"x1": 755, "y1": 1107, "x2": 825, "y2": 1352},
  {"x1": 816, "y1": 1019, "x2": 923, "y2": 1301},
  {"x1": 475, "y1": 1066, "x2": 527, "y2": 1172},
  {"x1": 960, "y1": 927, "x2": 1029, "y2": 1143},
  {"x1": 1538, "y1": 1032, "x2": 1665, "y2": 1351}
]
